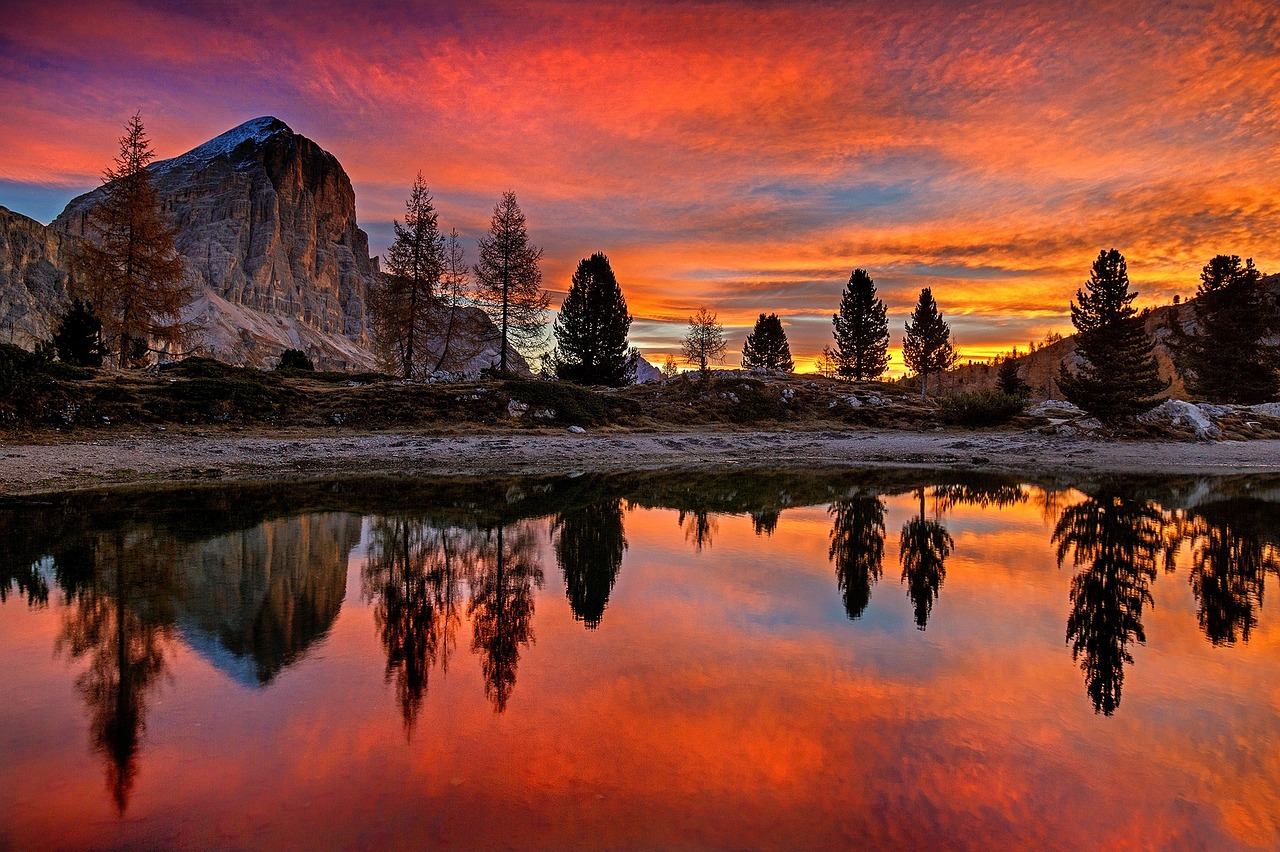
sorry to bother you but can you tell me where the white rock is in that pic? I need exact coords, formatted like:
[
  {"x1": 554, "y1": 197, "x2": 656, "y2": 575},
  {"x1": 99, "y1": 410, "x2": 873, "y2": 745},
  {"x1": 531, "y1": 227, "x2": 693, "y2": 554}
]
[
  {"x1": 507, "y1": 400, "x2": 529, "y2": 418},
  {"x1": 1140, "y1": 399, "x2": 1221, "y2": 439},
  {"x1": 1248, "y1": 402, "x2": 1280, "y2": 418},
  {"x1": 567, "y1": 425, "x2": 586, "y2": 434}
]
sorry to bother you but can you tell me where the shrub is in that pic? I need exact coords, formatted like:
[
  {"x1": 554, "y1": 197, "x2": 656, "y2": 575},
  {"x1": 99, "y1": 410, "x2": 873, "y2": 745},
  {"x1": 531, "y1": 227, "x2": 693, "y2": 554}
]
[
  {"x1": 938, "y1": 390, "x2": 1026, "y2": 427},
  {"x1": 277, "y1": 348, "x2": 314, "y2": 372}
]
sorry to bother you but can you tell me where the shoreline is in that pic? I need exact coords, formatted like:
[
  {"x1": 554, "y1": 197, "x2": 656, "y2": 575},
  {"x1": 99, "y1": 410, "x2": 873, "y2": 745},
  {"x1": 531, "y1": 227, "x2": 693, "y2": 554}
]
[{"x1": 4, "y1": 427, "x2": 1280, "y2": 496}]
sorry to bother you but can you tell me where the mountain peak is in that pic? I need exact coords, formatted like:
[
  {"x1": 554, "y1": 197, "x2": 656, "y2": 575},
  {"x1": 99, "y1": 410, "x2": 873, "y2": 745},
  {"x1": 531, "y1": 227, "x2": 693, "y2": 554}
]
[{"x1": 153, "y1": 116, "x2": 293, "y2": 174}]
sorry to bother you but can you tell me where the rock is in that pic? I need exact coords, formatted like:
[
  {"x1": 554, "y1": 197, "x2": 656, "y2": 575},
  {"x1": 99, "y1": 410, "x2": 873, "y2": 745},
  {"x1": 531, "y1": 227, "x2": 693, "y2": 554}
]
[
  {"x1": 1139, "y1": 399, "x2": 1221, "y2": 439},
  {"x1": 567, "y1": 425, "x2": 586, "y2": 434},
  {"x1": 629, "y1": 352, "x2": 663, "y2": 384},
  {"x1": 506, "y1": 400, "x2": 529, "y2": 418},
  {"x1": 1248, "y1": 402, "x2": 1280, "y2": 419},
  {"x1": 1029, "y1": 399, "x2": 1084, "y2": 417}
]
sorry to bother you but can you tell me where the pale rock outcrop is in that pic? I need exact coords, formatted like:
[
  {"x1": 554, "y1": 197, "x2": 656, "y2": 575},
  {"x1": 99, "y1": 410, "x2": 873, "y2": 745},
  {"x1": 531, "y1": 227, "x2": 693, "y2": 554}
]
[{"x1": 0, "y1": 206, "x2": 77, "y2": 348}]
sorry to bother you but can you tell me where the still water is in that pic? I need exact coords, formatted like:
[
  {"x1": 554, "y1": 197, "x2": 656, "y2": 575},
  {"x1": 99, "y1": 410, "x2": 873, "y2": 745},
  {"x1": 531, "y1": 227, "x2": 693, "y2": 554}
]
[{"x1": 1, "y1": 469, "x2": 1278, "y2": 849}]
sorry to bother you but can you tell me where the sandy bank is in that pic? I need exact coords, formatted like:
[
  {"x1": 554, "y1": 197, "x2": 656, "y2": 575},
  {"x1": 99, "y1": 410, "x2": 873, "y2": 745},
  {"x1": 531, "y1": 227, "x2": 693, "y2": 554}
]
[{"x1": 3, "y1": 428, "x2": 1279, "y2": 496}]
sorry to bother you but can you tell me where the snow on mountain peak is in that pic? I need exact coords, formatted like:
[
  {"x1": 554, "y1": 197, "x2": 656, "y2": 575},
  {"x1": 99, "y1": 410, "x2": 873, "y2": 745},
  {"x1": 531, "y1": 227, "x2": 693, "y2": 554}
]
[{"x1": 152, "y1": 116, "x2": 291, "y2": 174}]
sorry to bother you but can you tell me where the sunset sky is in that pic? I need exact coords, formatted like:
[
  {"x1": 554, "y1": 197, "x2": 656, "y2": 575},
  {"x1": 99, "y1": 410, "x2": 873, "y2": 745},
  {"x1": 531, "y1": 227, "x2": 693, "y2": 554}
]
[{"x1": 2, "y1": 0, "x2": 1277, "y2": 369}]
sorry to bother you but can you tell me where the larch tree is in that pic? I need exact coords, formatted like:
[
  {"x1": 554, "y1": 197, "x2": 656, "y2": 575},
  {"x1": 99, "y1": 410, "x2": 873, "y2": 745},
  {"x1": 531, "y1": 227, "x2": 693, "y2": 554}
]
[
  {"x1": 70, "y1": 113, "x2": 190, "y2": 367},
  {"x1": 1176, "y1": 255, "x2": 1279, "y2": 404},
  {"x1": 902, "y1": 288, "x2": 957, "y2": 400},
  {"x1": 474, "y1": 192, "x2": 549, "y2": 374},
  {"x1": 740, "y1": 313, "x2": 794, "y2": 372},
  {"x1": 1058, "y1": 249, "x2": 1167, "y2": 421},
  {"x1": 833, "y1": 268, "x2": 890, "y2": 381},
  {"x1": 681, "y1": 306, "x2": 727, "y2": 374},
  {"x1": 553, "y1": 252, "x2": 633, "y2": 386},
  {"x1": 371, "y1": 173, "x2": 444, "y2": 380}
]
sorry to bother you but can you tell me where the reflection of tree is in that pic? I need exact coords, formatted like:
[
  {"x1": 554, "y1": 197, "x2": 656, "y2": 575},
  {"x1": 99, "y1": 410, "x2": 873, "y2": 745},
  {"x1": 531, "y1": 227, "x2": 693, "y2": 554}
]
[
  {"x1": 933, "y1": 483, "x2": 1027, "y2": 512},
  {"x1": 751, "y1": 508, "x2": 780, "y2": 537},
  {"x1": 829, "y1": 495, "x2": 885, "y2": 620},
  {"x1": 362, "y1": 518, "x2": 465, "y2": 733},
  {"x1": 553, "y1": 501, "x2": 627, "y2": 629},
  {"x1": 679, "y1": 510, "x2": 718, "y2": 552},
  {"x1": 1183, "y1": 504, "x2": 1280, "y2": 646},
  {"x1": 56, "y1": 530, "x2": 178, "y2": 814},
  {"x1": 899, "y1": 488, "x2": 952, "y2": 630},
  {"x1": 469, "y1": 524, "x2": 543, "y2": 713},
  {"x1": 1055, "y1": 495, "x2": 1164, "y2": 716}
]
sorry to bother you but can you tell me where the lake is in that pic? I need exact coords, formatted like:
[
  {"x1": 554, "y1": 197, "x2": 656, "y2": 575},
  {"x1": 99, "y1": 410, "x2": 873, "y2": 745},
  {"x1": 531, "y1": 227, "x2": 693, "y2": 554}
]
[{"x1": 2, "y1": 469, "x2": 1278, "y2": 849}]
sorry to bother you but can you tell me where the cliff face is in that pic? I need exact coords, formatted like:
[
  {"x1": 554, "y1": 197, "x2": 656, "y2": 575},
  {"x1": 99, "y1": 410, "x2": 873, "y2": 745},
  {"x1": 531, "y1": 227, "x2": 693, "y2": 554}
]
[
  {"x1": 53, "y1": 117, "x2": 378, "y2": 369},
  {"x1": 0, "y1": 206, "x2": 77, "y2": 349}
]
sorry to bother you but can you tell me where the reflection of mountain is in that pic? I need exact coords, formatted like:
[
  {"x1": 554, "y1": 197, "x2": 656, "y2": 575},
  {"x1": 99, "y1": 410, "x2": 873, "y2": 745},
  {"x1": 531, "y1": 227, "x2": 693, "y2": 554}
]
[
  {"x1": 176, "y1": 514, "x2": 359, "y2": 686},
  {"x1": 1055, "y1": 496, "x2": 1166, "y2": 716}
]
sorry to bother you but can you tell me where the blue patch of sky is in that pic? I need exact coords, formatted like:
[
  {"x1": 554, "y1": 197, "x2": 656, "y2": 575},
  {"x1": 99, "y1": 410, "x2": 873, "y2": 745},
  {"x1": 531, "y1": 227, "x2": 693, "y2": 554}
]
[{"x1": 0, "y1": 180, "x2": 89, "y2": 224}]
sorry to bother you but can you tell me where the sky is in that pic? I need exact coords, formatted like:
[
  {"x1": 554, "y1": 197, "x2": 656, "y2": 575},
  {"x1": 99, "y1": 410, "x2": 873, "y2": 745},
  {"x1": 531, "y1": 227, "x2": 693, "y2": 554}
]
[{"x1": 2, "y1": 0, "x2": 1278, "y2": 371}]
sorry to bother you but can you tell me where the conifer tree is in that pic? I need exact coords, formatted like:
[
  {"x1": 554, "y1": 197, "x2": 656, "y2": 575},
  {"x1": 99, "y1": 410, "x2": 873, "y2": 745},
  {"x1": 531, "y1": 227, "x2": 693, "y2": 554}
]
[
  {"x1": 681, "y1": 306, "x2": 726, "y2": 374},
  {"x1": 52, "y1": 298, "x2": 104, "y2": 367},
  {"x1": 1058, "y1": 249, "x2": 1167, "y2": 421},
  {"x1": 740, "y1": 312, "x2": 794, "y2": 372},
  {"x1": 997, "y1": 356, "x2": 1030, "y2": 398},
  {"x1": 70, "y1": 113, "x2": 190, "y2": 366},
  {"x1": 902, "y1": 288, "x2": 957, "y2": 400},
  {"x1": 1177, "y1": 255, "x2": 1279, "y2": 404},
  {"x1": 474, "y1": 192, "x2": 549, "y2": 373},
  {"x1": 553, "y1": 252, "x2": 633, "y2": 386},
  {"x1": 370, "y1": 173, "x2": 444, "y2": 379},
  {"x1": 833, "y1": 268, "x2": 890, "y2": 381}
]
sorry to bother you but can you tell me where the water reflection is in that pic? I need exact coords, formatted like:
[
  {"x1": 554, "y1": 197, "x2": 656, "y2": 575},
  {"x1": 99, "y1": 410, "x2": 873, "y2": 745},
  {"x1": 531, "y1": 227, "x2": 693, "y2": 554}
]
[
  {"x1": 3, "y1": 470, "x2": 1280, "y2": 844},
  {"x1": 828, "y1": 494, "x2": 885, "y2": 620},
  {"x1": 553, "y1": 500, "x2": 627, "y2": 629},
  {"x1": 1055, "y1": 495, "x2": 1166, "y2": 716},
  {"x1": 899, "y1": 488, "x2": 953, "y2": 630}
]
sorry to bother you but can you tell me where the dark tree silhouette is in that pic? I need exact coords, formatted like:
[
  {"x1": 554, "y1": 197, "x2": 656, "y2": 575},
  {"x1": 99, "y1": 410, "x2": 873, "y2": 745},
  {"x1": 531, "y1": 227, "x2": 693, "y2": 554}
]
[
  {"x1": 1058, "y1": 249, "x2": 1167, "y2": 422},
  {"x1": 474, "y1": 192, "x2": 549, "y2": 374},
  {"x1": 362, "y1": 518, "x2": 464, "y2": 733},
  {"x1": 997, "y1": 356, "x2": 1030, "y2": 398},
  {"x1": 553, "y1": 252, "x2": 634, "y2": 386},
  {"x1": 468, "y1": 524, "x2": 543, "y2": 713},
  {"x1": 833, "y1": 268, "x2": 890, "y2": 381},
  {"x1": 1054, "y1": 494, "x2": 1166, "y2": 715},
  {"x1": 829, "y1": 495, "x2": 886, "y2": 620},
  {"x1": 903, "y1": 288, "x2": 957, "y2": 400},
  {"x1": 370, "y1": 173, "x2": 444, "y2": 379},
  {"x1": 52, "y1": 298, "x2": 104, "y2": 367},
  {"x1": 1184, "y1": 502, "x2": 1280, "y2": 646},
  {"x1": 553, "y1": 501, "x2": 627, "y2": 629},
  {"x1": 1176, "y1": 255, "x2": 1280, "y2": 404},
  {"x1": 740, "y1": 313, "x2": 794, "y2": 372},
  {"x1": 70, "y1": 113, "x2": 190, "y2": 366},
  {"x1": 899, "y1": 488, "x2": 952, "y2": 629},
  {"x1": 751, "y1": 507, "x2": 781, "y2": 536},
  {"x1": 932, "y1": 482, "x2": 1028, "y2": 512}
]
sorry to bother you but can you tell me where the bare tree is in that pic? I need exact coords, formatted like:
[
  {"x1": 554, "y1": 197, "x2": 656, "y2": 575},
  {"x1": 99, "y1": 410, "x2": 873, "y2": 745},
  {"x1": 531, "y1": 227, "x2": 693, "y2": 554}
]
[
  {"x1": 681, "y1": 306, "x2": 726, "y2": 373},
  {"x1": 70, "y1": 113, "x2": 191, "y2": 366},
  {"x1": 473, "y1": 192, "x2": 549, "y2": 373}
]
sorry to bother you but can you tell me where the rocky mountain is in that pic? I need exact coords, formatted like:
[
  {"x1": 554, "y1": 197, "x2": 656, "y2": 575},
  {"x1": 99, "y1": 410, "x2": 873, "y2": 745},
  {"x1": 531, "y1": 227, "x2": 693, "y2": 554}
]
[
  {"x1": 1, "y1": 116, "x2": 520, "y2": 373},
  {"x1": 0, "y1": 206, "x2": 77, "y2": 349},
  {"x1": 948, "y1": 275, "x2": 1280, "y2": 401}
]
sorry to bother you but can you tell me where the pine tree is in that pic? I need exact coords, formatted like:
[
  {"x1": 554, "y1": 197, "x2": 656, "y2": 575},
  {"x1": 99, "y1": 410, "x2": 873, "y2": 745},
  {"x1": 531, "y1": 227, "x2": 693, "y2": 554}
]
[
  {"x1": 997, "y1": 356, "x2": 1030, "y2": 398},
  {"x1": 1177, "y1": 255, "x2": 1279, "y2": 404},
  {"x1": 70, "y1": 113, "x2": 190, "y2": 366},
  {"x1": 553, "y1": 252, "x2": 633, "y2": 386},
  {"x1": 52, "y1": 298, "x2": 104, "y2": 367},
  {"x1": 740, "y1": 312, "x2": 794, "y2": 372},
  {"x1": 474, "y1": 192, "x2": 549, "y2": 373},
  {"x1": 680, "y1": 306, "x2": 726, "y2": 373},
  {"x1": 370, "y1": 174, "x2": 444, "y2": 380},
  {"x1": 1058, "y1": 249, "x2": 1167, "y2": 421},
  {"x1": 902, "y1": 288, "x2": 957, "y2": 400},
  {"x1": 832, "y1": 268, "x2": 890, "y2": 380}
]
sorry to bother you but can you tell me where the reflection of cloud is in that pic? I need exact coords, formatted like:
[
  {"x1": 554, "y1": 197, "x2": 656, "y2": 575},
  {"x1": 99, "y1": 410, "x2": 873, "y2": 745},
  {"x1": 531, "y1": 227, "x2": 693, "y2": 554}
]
[{"x1": 1, "y1": 0, "x2": 1277, "y2": 362}]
